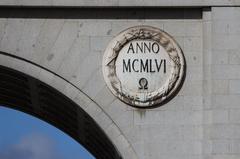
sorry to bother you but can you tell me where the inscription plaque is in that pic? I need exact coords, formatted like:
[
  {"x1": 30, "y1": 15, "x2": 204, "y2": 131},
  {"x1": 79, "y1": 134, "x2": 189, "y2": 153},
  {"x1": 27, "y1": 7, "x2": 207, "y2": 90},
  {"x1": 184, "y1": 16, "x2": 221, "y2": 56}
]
[{"x1": 102, "y1": 26, "x2": 185, "y2": 108}]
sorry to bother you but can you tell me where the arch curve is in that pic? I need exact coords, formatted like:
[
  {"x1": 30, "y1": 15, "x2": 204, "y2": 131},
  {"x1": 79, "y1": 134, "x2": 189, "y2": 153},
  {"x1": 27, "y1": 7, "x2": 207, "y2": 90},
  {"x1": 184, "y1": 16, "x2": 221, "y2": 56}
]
[{"x1": 0, "y1": 59, "x2": 123, "y2": 159}]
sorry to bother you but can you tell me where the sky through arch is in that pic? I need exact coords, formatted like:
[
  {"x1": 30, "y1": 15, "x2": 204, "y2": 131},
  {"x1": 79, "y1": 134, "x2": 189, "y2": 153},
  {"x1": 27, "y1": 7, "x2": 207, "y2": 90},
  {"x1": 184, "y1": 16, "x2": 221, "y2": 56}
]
[{"x1": 0, "y1": 106, "x2": 95, "y2": 159}]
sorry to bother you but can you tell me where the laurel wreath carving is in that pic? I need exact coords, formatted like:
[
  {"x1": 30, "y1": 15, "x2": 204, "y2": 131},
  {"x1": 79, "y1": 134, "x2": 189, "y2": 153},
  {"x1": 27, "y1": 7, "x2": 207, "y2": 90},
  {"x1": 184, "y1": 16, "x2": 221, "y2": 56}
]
[{"x1": 105, "y1": 26, "x2": 184, "y2": 107}]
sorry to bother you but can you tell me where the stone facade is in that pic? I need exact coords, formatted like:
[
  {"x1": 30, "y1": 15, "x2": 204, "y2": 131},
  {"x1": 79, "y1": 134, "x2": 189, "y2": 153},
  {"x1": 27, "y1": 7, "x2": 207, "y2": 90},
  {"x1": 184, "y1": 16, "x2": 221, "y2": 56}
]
[{"x1": 0, "y1": 2, "x2": 240, "y2": 159}]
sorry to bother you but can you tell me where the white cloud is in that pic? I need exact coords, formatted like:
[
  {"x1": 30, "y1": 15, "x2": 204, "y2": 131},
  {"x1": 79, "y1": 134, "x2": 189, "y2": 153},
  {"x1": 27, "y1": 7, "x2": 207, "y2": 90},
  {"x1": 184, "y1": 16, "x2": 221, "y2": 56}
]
[{"x1": 0, "y1": 133, "x2": 63, "y2": 159}]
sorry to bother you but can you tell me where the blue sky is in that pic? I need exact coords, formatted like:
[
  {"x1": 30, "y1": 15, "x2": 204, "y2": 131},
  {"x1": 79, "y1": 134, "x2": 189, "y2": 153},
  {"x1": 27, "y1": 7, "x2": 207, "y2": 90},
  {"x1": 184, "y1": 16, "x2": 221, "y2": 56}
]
[{"x1": 0, "y1": 106, "x2": 95, "y2": 159}]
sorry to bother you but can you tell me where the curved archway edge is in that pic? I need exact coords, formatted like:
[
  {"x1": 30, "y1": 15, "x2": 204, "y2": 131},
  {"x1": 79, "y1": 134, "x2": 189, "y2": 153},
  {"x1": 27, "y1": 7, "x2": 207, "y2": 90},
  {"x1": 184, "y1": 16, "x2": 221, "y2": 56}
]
[{"x1": 0, "y1": 52, "x2": 137, "y2": 159}]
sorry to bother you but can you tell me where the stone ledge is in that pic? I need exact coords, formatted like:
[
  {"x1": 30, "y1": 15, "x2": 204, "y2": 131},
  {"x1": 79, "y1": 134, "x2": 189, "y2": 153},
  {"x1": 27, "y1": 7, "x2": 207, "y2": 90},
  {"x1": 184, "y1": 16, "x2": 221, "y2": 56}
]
[{"x1": 0, "y1": 0, "x2": 240, "y2": 7}]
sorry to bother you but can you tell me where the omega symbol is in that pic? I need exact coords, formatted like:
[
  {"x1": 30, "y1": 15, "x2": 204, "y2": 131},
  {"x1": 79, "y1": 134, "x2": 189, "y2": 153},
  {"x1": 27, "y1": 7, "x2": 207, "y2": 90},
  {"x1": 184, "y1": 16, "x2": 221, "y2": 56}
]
[{"x1": 139, "y1": 78, "x2": 148, "y2": 90}]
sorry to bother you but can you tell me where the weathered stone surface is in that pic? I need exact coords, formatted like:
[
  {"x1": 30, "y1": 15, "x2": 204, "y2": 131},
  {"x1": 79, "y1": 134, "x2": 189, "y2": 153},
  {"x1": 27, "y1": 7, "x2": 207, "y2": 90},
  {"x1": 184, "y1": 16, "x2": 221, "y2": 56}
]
[{"x1": 1, "y1": 5, "x2": 240, "y2": 159}]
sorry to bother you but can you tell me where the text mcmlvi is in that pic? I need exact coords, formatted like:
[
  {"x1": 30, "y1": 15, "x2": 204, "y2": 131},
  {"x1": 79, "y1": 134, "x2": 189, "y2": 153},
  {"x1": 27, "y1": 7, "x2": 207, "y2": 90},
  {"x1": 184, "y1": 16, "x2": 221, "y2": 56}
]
[{"x1": 123, "y1": 59, "x2": 166, "y2": 73}]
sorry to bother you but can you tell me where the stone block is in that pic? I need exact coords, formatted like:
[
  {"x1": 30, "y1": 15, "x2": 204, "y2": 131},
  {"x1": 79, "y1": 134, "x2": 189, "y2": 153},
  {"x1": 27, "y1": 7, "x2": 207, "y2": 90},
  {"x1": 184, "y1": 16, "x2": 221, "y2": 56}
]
[
  {"x1": 182, "y1": 125, "x2": 203, "y2": 140},
  {"x1": 185, "y1": 66, "x2": 203, "y2": 81},
  {"x1": 209, "y1": 125, "x2": 240, "y2": 140},
  {"x1": 212, "y1": 140, "x2": 230, "y2": 154},
  {"x1": 111, "y1": 21, "x2": 145, "y2": 36},
  {"x1": 229, "y1": 50, "x2": 240, "y2": 64},
  {"x1": 212, "y1": 80, "x2": 229, "y2": 94},
  {"x1": 212, "y1": 65, "x2": 240, "y2": 80},
  {"x1": 212, "y1": 50, "x2": 229, "y2": 65},
  {"x1": 184, "y1": 52, "x2": 202, "y2": 66},
  {"x1": 0, "y1": 19, "x2": 8, "y2": 44},
  {"x1": 43, "y1": 21, "x2": 79, "y2": 71},
  {"x1": 106, "y1": 99, "x2": 128, "y2": 120},
  {"x1": 81, "y1": 69, "x2": 106, "y2": 98},
  {"x1": 105, "y1": 123, "x2": 121, "y2": 139},
  {"x1": 184, "y1": 96, "x2": 203, "y2": 111},
  {"x1": 16, "y1": 19, "x2": 45, "y2": 59},
  {"x1": 179, "y1": 80, "x2": 203, "y2": 96},
  {"x1": 151, "y1": 95, "x2": 184, "y2": 111},
  {"x1": 141, "y1": 125, "x2": 182, "y2": 141},
  {"x1": 85, "y1": 101, "x2": 102, "y2": 118},
  {"x1": 229, "y1": 109, "x2": 240, "y2": 123},
  {"x1": 230, "y1": 139, "x2": 240, "y2": 154},
  {"x1": 114, "y1": 110, "x2": 133, "y2": 128},
  {"x1": 32, "y1": 19, "x2": 65, "y2": 63},
  {"x1": 94, "y1": 85, "x2": 116, "y2": 108},
  {"x1": 184, "y1": 37, "x2": 202, "y2": 52},
  {"x1": 211, "y1": 154, "x2": 240, "y2": 159},
  {"x1": 0, "y1": 19, "x2": 25, "y2": 54},
  {"x1": 72, "y1": 53, "x2": 101, "y2": 88},
  {"x1": 56, "y1": 36, "x2": 90, "y2": 80},
  {"x1": 212, "y1": 34, "x2": 240, "y2": 50},
  {"x1": 134, "y1": 110, "x2": 164, "y2": 125},
  {"x1": 229, "y1": 80, "x2": 240, "y2": 94},
  {"x1": 163, "y1": 21, "x2": 186, "y2": 37},
  {"x1": 212, "y1": 110, "x2": 229, "y2": 124},
  {"x1": 90, "y1": 36, "x2": 112, "y2": 52},
  {"x1": 94, "y1": 111, "x2": 113, "y2": 129},
  {"x1": 184, "y1": 21, "x2": 203, "y2": 37},
  {"x1": 174, "y1": 36, "x2": 184, "y2": 49},
  {"x1": 121, "y1": 126, "x2": 141, "y2": 144},
  {"x1": 212, "y1": 95, "x2": 240, "y2": 108},
  {"x1": 212, "y1": 7, "x2": 240, "y2": 21},
  {"x1": 78, "y1": 21, "x2": 111, "y2": 36},
  {"x1": 144, "y1": 140, "x2": 202, "y2": 155}
]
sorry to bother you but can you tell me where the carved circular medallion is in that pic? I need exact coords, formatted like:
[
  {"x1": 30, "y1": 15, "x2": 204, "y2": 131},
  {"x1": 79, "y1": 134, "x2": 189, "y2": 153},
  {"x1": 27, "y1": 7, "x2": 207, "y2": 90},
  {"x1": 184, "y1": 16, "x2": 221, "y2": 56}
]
[{"x1": 102, "y1": 26, "x2": 185, "y2": 108}]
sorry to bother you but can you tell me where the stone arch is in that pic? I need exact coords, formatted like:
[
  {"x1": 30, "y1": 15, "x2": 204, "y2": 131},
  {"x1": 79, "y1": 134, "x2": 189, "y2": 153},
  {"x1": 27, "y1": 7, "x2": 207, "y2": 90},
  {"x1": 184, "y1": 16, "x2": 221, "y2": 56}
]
[{"x1": 0, "y1": 51, "x2": 134, "y2": 159}]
